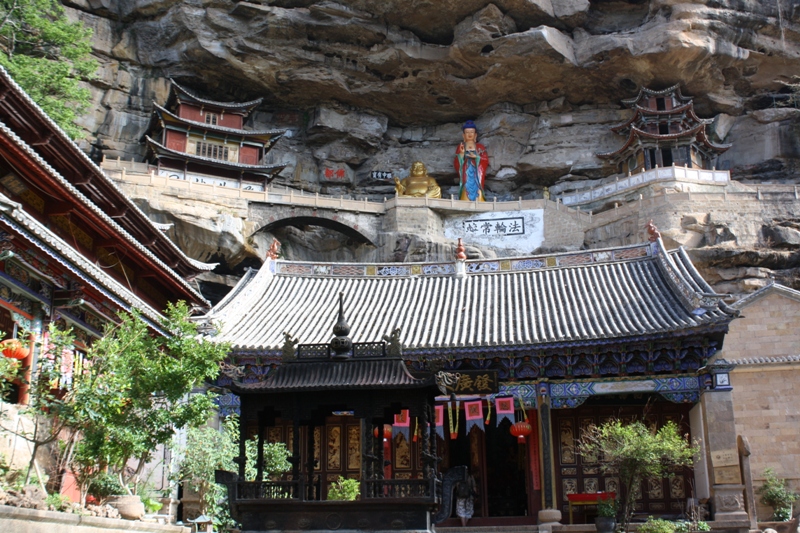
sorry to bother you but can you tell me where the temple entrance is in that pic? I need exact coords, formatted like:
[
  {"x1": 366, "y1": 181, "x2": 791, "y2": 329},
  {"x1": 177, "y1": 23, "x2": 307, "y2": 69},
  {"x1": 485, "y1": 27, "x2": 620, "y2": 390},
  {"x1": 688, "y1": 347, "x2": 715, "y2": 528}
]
[
  {"x1": 438, "y1": 411, "x2": 538, "y2": 525},
  {"x1": 485, "y1": 420, "x2": 528, "y2": 517}
]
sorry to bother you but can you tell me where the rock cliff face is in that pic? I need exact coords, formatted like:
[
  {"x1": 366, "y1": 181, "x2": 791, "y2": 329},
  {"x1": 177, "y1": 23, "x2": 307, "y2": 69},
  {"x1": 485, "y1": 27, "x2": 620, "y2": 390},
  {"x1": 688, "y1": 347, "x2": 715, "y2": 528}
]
[{"x1": 64, "y1": 0, "x2": 800, "y2": 296}]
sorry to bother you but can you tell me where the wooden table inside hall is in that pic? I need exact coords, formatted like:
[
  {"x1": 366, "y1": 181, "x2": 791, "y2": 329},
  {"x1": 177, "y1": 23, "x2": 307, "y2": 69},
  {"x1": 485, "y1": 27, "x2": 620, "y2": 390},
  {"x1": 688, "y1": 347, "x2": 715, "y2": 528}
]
[{"x1": 566, "y1": 492, "x2": 616, "y2": 524}]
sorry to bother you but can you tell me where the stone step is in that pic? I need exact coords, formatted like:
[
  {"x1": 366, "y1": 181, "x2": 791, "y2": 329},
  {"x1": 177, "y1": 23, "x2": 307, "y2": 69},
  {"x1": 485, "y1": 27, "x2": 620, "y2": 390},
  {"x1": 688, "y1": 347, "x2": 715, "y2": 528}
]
[{"x1": 436, "y1": 526, "x2": 540, "y2": 533}]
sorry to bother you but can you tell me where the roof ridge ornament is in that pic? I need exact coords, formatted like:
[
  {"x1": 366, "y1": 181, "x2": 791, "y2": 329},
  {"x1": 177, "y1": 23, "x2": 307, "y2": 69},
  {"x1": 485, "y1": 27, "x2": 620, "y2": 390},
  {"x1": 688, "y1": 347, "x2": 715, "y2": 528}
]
[
  {"x1": 646, "y1": 219, "x2": 661, "y2": 242},
  {"x1": 268, "y1": 238, "x2": 281, "y2": 260},
  {"x1": 330, "y1": 292, "x2": 353, "y2": 359},
  {"x1": 454, "y1": 238, "x2": 467, "y2": 278}
]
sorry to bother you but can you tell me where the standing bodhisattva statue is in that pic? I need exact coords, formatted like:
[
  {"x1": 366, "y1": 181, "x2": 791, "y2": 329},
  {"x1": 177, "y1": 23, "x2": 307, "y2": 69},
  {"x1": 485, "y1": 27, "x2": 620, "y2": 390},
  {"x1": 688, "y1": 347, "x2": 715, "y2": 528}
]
[{"x1": 454, "y1": 120, "x2": 489, "y2": 201}]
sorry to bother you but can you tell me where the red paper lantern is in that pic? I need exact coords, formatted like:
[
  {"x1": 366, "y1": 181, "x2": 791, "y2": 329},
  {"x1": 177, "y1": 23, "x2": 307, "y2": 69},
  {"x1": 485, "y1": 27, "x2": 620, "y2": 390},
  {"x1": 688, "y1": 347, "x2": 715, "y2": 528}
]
[
  {"x1": 373, "y1": 424, "x2": 392, "y2": 440},
  {"x1": 510, "y1": 421, "x2": 532, "y2": 443},
  {"x1": 1, "y1": 339, "x2": 28, "y2": 360}
]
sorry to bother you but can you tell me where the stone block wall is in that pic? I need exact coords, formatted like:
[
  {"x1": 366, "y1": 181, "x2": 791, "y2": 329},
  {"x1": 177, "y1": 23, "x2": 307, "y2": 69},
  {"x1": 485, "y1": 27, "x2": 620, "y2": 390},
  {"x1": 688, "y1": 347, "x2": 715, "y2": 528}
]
[
  {"x1": 724, "y1": 292, "x2": 800, "y2": 360},
  {"x1": 730, "y1": 366, "x2": 800, "y2": 520},
  {"x1": 723, "y1": 289, "x2": 800, "y2": 520},
  {"x1": 542, "y1": 205, "x2": 585, "y2": 251}
]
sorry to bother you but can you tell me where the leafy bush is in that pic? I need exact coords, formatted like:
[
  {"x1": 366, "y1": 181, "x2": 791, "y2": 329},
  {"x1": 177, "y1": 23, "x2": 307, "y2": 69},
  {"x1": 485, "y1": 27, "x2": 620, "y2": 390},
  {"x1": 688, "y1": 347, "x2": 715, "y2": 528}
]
[
  {"x1": 675, "y1": 520, "x2": 710, "y2": 533},
  {"x1": 327, "y1": 476, "x2": 360, "y2": 501},
  {"x1": 140, "y1": 494, "x2": 163, "y2": 513},
  {"x1": 578, "y1": 420, "x2": 695, "y2": 533},
  {"x1": 757, "y1": 468, "x2": 797, "y2": 521},
  {"x1": 638, "y1": 517, "x2": 676, "y2": 533},
  {"x1": 597, "y1": 496, "x2": 617, "y2": 518},
  {"x1": 87, "y1": 471, "x2": 125, "y2": 503},
  {"x1": 45, "y1": 492, "x2": 71, "y2": 511}
]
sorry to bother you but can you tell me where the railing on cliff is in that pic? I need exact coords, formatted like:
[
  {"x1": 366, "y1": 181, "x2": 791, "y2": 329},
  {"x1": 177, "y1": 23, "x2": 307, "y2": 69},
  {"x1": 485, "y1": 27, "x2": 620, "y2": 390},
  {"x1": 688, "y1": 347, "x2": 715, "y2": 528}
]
[
  {"x1": 101, "y1": 157, "x2": 800, "y2": 225},
  {"x1": 100, "y1": 156, "x2": 592, "y2": 221},
  {"x1": 557, "y1": 165, "x2": 730, "y2": 207}
]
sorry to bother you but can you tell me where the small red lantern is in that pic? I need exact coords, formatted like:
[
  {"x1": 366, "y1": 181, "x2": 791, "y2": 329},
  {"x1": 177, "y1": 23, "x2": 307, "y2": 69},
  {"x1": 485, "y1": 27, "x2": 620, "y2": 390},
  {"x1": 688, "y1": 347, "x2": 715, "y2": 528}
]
[
  {"x1": 1, "y1": 339, "x2": 28, "y2": 360},
  {"x1": 373, "y1": 424, "x2": 392, "y2": 440},
  {"x1": 510, "y1": 421, "x2": 532, "y2": 443}
]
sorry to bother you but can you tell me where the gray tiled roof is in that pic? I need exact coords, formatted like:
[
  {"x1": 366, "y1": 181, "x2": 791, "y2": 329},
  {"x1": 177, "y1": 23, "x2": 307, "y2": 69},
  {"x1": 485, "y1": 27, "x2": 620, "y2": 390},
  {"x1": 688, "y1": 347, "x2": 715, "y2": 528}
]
[
  {"x1": 0, "y1": 68, "x2": 218, "y2": 289},
  {"x1": 206, "y1": 241, "x2": 734, "y2": 352},
  {"x1": 235, "y1": 358, "x2": 432, "y2": 391},
  {"x1": 0, "y1": 193, "x2": 165, "y2": 330},
  {"x1": 730, "y1": 355, "x2": 800, "y2": 366}
]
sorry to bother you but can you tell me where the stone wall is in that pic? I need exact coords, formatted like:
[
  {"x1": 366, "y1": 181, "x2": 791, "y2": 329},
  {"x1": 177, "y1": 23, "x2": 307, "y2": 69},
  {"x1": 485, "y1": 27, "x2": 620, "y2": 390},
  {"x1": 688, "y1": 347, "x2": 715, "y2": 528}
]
[
  {"x1": 729, "y1": 365, "x2": 800, "y2": 520},
  {"x1": 0, "y1": 505, "x2": 188, "y2": 533},
  {"x1": 722, "y1": 288, "x2": 800, "y2": 520},
  {"x1": 724, "y1": 290, "x2": 800, "y2": 360}
]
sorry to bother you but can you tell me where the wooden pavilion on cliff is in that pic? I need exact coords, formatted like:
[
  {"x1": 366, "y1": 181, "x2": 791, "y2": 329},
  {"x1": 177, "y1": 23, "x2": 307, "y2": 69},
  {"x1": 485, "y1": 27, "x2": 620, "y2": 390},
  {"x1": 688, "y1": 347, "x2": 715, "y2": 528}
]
[
  {"x1": 144, "y1": 79, "x2": 285, "y2": 191},
  {"x1": 598, "y1": 85, "x2": 731, "y2": 175},
  {"x1": 202, "y1": 233, "x2": 751, "y2": 531}
]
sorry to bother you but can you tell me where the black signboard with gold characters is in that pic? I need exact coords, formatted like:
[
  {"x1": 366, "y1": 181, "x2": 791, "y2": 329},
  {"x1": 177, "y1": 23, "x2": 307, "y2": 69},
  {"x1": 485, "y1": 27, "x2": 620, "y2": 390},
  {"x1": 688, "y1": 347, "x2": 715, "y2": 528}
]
[{"x1": 440, "y1": 370, "x2": 499, "y2": 395}]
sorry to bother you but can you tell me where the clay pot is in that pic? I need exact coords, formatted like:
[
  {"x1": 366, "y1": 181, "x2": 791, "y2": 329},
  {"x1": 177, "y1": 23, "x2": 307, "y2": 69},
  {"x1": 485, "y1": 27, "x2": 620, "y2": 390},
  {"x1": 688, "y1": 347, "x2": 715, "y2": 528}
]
[{"x1": 107, "y1": 495, "x2": 145, "y2": 520}]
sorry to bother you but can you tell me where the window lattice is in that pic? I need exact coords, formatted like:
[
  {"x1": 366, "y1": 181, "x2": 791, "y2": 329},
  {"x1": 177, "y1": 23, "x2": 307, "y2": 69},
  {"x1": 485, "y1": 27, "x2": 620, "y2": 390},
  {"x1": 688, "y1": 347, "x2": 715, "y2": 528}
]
[
  {"x1": 204, "y1": 113, "x2": 218, "y2": 125},
  {"x1": 195, "y1": 141, "x2": 229, "y2": 161}
]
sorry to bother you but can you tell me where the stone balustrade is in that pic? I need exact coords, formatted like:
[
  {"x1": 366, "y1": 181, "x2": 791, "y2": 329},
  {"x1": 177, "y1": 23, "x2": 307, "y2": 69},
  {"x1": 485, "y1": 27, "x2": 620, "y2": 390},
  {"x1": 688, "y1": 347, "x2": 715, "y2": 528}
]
[{"x1": 558, "y1": 165, "x2": 730, "y2": 207}]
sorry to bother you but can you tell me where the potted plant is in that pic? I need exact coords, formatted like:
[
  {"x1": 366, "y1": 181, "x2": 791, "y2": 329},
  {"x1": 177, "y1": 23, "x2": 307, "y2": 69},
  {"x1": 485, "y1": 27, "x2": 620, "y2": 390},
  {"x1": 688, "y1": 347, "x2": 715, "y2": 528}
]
[
  {"x1": 595, "y1": 495, "x2": 617, "y2": 533},
  {"x1": 327, "y1": 476, "x2": 360, "y2": 501}
]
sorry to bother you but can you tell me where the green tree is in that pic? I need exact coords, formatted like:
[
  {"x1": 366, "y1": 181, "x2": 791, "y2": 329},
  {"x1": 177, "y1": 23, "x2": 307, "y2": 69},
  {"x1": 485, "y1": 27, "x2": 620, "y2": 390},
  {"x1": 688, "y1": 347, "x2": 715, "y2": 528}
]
[
  {"x1": 173, "y1": 415, "x2": 291, "y2": 528},
  {"x1": 578, "y1": 419, "x2": 696, "y2": 533},
  {"x1": 757, "y1": 467, "x2": 798, "y2": 521},
  {"x1": 0, "y1": 0, "x2": 97, "y2": 138},
  {"x1": 72, "y1": 301, "x2": 230, "y2": 496}
]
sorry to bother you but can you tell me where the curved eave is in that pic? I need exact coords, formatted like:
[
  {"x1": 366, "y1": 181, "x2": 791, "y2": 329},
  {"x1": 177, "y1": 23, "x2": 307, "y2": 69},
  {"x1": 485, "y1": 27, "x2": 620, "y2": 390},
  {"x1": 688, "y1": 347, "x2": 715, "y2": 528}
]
[
  {"x1": 696, "y1": 130, "x2": 732, "y2": 154},
  {"x1": 0, "y1": 120, "x2": 209, "y2": 306},
  {"x1": 621, "y1": 84, "x2": 686, "y2": 106},
  {"x1": 145, "y1": 137, "x2": 285, "y2": 179},
  {"x1": 0, "y1": 195, "x2": 166, "y2": 332},
  {"x1": 597, "y1": 128, "x2": 637, "y2": 159},
  {"x1": 633, "y1": 101, "x2": 694, "y2": 116},
  {"x1": 685, "y1": 108, "x2": 715, "y2": 125},
  {"x1": 208, "y1": 241, "x2": 733, "y2": 353},
  {"x1": 0, "y1": 67, "x2": 215, "y2": 289},
  {"x1": 169, "y1": 79, "x2": 262, "y2": 114},
  {"x1": 631, "y1": 123, "x2": 704, "y2": 141},
  {"x1": 610, "y1": 110, "x2": 640, "y2": 133},
  {"x1": 153, "y1": 104, "x2": 286, "y2": 145}
]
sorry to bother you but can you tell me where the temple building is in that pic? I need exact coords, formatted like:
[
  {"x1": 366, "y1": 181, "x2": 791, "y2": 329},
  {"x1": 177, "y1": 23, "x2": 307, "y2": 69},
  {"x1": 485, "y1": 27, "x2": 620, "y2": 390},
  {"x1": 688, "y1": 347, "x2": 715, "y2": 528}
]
[
  {"x1": 203, "y1": 236, "x2": 750, "y2": 530},
  {"x1": 598, "y1": 85, "x2": 731, "y2": 175},
  {"x1": 0, "y1": 66, "x2": 213, "y2": 405},
  {"x1": 143, "y1": 79, "x2": 285, "y2": 191}
]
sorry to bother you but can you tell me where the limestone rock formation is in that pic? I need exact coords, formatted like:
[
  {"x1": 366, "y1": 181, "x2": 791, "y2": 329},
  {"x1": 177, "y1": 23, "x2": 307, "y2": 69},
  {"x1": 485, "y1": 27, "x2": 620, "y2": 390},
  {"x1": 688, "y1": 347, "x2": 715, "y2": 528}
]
[{"x1": 62, "y1": 0, "x2": 800, "y2": 297}]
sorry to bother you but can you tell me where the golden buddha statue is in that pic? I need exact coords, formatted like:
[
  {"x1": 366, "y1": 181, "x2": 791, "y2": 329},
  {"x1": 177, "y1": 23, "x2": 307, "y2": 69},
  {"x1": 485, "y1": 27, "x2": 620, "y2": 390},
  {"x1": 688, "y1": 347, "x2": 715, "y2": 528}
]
[{"x1": 394, "y1": 161, "x2": 442, "y2": 198}]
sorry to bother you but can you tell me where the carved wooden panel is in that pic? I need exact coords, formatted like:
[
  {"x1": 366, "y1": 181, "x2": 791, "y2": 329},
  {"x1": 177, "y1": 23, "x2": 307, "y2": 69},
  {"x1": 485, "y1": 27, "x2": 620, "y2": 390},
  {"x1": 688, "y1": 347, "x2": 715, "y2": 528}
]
[
  {"x1": 327, "y1": 425, "x2": 342, "y2": 471},
  {"x1": 346, "y1": 424, "x2": 361, "y2": 471}
]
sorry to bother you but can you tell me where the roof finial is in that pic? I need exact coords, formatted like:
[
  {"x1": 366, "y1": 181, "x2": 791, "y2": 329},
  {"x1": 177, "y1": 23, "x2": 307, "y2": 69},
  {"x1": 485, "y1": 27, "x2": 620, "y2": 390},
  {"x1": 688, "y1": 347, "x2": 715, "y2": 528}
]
[
  {"x1": 330, "y1": 292, "x2": 352, "y2": 359},
  {"x1": 455, "y1": 238, "x2": 467, "y2": 261},
  {"x1": 268, "y1": 238, "x2": 281, "y2": 260},
  {"x1": 646, "y1": 219, "x2": 661, "y2": 242}
]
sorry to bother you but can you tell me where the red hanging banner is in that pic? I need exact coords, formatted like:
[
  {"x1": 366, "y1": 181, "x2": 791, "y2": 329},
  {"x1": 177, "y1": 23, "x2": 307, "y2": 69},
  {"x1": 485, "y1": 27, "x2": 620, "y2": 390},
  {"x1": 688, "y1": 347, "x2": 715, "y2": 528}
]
[{"x1": 434, "y1": 404, "x2": 445, "y2": 440}]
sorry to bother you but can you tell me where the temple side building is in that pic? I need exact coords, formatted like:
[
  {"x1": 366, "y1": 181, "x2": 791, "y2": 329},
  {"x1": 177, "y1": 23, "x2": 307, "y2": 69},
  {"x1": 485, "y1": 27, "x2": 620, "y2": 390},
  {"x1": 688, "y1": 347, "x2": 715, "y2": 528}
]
[
  {"x1": 203, "y1": 237, "x2": 749, "y2": 530},
  {"x1": 598, "y1": 85, "x2": 731, "y2": 175},
  {"x1": 143, "y1": 79, "x2": 285, "y2": 191},
  {"x1": 0, "y1": 65, "x2": 212, "y2": 399}
]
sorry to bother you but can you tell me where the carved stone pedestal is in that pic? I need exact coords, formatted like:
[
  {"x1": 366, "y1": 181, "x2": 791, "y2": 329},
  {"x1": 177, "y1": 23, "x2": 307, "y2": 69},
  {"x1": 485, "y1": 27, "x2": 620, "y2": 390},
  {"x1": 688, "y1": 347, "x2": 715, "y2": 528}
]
[{"x1": 712, "y1": 484, "x2": 749, "y2": 521}]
